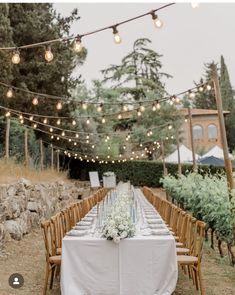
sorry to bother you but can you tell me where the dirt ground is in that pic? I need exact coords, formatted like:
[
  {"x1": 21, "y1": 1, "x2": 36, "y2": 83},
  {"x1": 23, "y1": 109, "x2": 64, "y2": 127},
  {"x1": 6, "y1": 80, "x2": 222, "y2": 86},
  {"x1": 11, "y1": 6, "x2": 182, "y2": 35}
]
[{"x1": 0, "y1": 228, "x2": 234, "y2": 295}]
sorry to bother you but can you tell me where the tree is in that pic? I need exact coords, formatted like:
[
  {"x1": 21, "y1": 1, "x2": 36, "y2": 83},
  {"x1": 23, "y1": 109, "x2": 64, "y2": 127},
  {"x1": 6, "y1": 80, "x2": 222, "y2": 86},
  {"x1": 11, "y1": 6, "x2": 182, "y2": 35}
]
[
  {"x1": 220, "y1": 55, "x2": 235, "y2": 151},
  {"x1": 193, "y1": 62, "x2": 216, "y2": 109}
]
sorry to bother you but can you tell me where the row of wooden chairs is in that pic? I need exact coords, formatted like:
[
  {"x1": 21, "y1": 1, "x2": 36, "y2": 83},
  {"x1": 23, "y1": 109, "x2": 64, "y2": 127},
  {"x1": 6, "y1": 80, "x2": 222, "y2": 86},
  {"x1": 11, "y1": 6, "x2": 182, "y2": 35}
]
[
  {"x1": 41, "y1": 188, "x2": 108, "y2": 295},
  {"x1": 143, "y1": 187, "x2": 206, "y2": 295}
]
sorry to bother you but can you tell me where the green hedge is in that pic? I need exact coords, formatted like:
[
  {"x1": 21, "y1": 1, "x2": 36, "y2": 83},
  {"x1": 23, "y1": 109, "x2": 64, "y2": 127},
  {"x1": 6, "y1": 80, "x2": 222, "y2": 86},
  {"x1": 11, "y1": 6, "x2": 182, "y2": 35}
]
[{"x1": 69, "y1": 159, "x2": 226, "y2": 187}]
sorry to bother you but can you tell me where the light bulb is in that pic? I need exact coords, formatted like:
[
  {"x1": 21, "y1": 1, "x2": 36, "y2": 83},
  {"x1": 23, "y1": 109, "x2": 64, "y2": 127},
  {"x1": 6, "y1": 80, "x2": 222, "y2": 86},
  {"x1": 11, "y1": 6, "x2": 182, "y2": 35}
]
[
  {"x1": 82, "y1": 102, "x2": 87, "y2": 110},
  {"x1": 43, "y1": 118, "x2": 48, "y2": 124},
  {"x1": 97, "y1": 103, "x2": 103, "y2": 112},
  {"x1": 74, "y1": 142, "x2": 77, "y2": 146},
  {"x1": 140, "y1": 104, "x2": 145, "y2": 112},
  {"x1": 152, "y1": 103, "x2": 157, "y2": 111},
  {"x1": 175, "y1": 97, "x2": 180, "y2": 104},
  {"x1": 5, "y1": 111, "x2": 11, "y2": 117},
  {"x1": 151, "y1": 12, "x2": 163, "y2": 28},
  {"x1": 206, "y1": 84, "x2": 212, "y2": 91},
  {"x1": 56, "y1": 119, "x2": 61, "y2": 125},
  {"x1": 76, "y1": 133, "x2": 79, "y2": 138},
  {"x1": 29, "y1": 116, "x2": 33, "y2": 121},
  {"x1": 168, "y1": 124, "x2": 173, "y2": 130},
  {"x1": 56, "y1": 101, "x2": 63, "y2": 110},
  {"x1": 101, "y1": 116, "x2": 106, "y2": 124},
  {"x1": 86, "y1": 135, "x2": 89, "y2": 139},
  {"x1": 33, "y1": 123, "x2": 37, "y2": 128},
  {"x1": 44, "y1": 46, "x2": 54, "y2": 62},
  {"x1": 118, "y1": 113, "x2": 122, "y2": 120},
  {"x1": 122, "y1": 104, "x2": 128, "y2": 112},
  {"x1": 113, "y1": 27, "x2": 122, "y2": 44},
  {"x1": 12, "y1": 50, "x2": 20, "y2": 64},
  {"x1": 199, "y1": 86, "x2": 204, "y2": 92},
  {"x1": 123, "y1": 145, "x2": 126, "y2": 150},
  {"x1": 20, "y1": 119, "x2": 24, "y2": 124},
  {"x1": 6, "y1": 88, "x2": 13, "y2": 98},
  {"x1": 57, "y1": 137, "x2": 60, "y2": 141},
  {"x1": 137, "y1": 109, "x2": 142, "y2": 117},
  {"x1": 92, "y1": 145, "x2": 95, "y2": 149},
  {"x1": 189, "y1": 91, "x2": 195, "y2": 99},
  {"x1": 156, "y1": 101, "x2": 161, "y2": 110},
  {"x1": 32, "y1": 97, "x2": 39, "y2": 105},
  {"x1": 73, "y1": 37, "x2": 83, "y2": 53},
  {"x1": 86, "y1": 118, "x2": 90, "y2": 124},
  {"x1": 19, "y1": 115, "x2": 23, "y2": 120},
  {"x1": 108, "y1": 146, "x2": 110, "y2": 150},
  {"x1": 191, "y1": 3, "x2": 199, "y2": 9},
  {"x1": 69, "y1": 138, "x2": 71, "y2": 142},
  {"x1": 61, "y1": 131, "x2": 65, "y2": 136},
  {"x1": 185, "y1": 118, "x2": 188, "y2": 123},
  {"x1": 72, "y1": 119, "x2": 76, "y2": 126},
  {"x1": 50, "y1": 127, "x2": 53, "y2": 132}
]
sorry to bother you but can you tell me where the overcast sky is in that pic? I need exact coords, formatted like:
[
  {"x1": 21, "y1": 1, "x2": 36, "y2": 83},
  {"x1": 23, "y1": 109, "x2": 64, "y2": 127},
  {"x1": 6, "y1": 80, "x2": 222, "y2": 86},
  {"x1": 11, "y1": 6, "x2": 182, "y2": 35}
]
[{"x1": 54, "y1": 2, "x2": 235, "y2": 94}]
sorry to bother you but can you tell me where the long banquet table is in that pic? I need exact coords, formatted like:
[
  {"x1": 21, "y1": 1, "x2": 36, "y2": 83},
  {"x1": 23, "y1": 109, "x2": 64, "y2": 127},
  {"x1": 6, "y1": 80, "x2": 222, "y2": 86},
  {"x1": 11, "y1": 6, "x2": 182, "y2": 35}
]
[{"x1": 61, "y1": 187, "x2": 178, "y2": 295}]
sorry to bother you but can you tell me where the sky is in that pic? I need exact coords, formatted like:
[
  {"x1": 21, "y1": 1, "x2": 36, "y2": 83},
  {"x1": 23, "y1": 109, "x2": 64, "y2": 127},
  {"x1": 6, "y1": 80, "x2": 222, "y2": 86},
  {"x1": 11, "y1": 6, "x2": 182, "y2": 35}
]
[{"x1": 54, "y1": 2, "x2": 235, "y2": 95}]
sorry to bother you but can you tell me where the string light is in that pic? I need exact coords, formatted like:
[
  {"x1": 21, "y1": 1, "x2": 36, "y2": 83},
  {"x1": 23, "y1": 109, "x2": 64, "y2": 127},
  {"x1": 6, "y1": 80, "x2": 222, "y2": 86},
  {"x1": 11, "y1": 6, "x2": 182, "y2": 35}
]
[
  {"x1": 189, "y1": 91, "x2": 196, "y2": 99},
  {"x1": 56, "y1": 101, "x2": 63, "y2": 110},
  {"x1": 72, "y1": 119, "x2": 76, "y2": 126},
  {"x1": 6, "y1": 88, "x2": 13, "y2": 98},
  {"x1": 32, "y1": 97, "x2": 39, "y2": 105},
  {"x1": 12, "y1": 49, "x2": 20, "y2": 64},
  {"x1": 151, "y1": 11, "x2": 163, "y2": 28},
  {"x1": 57, "y1": 137, "x2": 60, "y2": 141},
  {"x1": 74, "y1": 142, "x2": 77, "y2": 146},
  {"x1": 19, "y1": 114, "x2": 23, "y2": 120},
  {"x1": 29, "y1": 116, "x2": 33, "y2": 121},
  {"x1": 56, "y1": 119, "x2": 61, "y2": 125},
  {"x1": 20, "y1": 119, "x2": 24, "y2": 124},
  {"x1": 50, "y1": 127, "x2": 53, "y2": 132},
  {"x1": 97, "y1": 103, "x2": 103, "y2": 112},
  {"x1": 122, "y1": 104, "x2": 128, "y2": 112},
  {"x1": 168, "y1": 124, "x2": 173, "y2": 130},
  {"x1": 73, "y1": 36, "x2": 83, "y2": 53},
  {"x1": 5, "y1": 111, "x2": 11, "y2": 117},
  {"x1": 101, "y1": 116, "x2": 106, "y2": 124},
  {"x1": 75, "y1": 133, "x2": 79, "y2": 138},
  {"x1": 206, "y1": 84, "x2": 212, "y2": 91},
  {"x1": 43, "y1": 118, "x2": 48, "y2": 124},
  {"x1": 61, "y1": 131, "x2": 65, "y2": 136},
  {"x1": 44, "y1": 45, "x2": 54, "y2": 62},
  {"x1": 118, "y1": 113, "x2": 122, "y2": 120},
  {"x1": 152, "y1": 103, "x2": 157, "y2": 111},
  {"x1": 81, "y1": 101, "x2": 87, "y2": 110},
  {"x1": 112, "y1": 26, "x2": 122, "y2": 44},
  {"x1": 108, "y1": 146, "x2": 111, "y2": 150},
  {"x1": 86, "y1": 117, "x2": 90, "y2": 125},
  {"x1": 137, "y1": 109, "x2": 142, "y2": 117},
  {"x1": 139, "y1": 103, "x2": 145, "y2": 112},
  {"x1": 156, "y1": 101, "x2": 161, "y2": 110},
  {"x1": 33, "y1": 123, "x2": 37, "y2": 128}
]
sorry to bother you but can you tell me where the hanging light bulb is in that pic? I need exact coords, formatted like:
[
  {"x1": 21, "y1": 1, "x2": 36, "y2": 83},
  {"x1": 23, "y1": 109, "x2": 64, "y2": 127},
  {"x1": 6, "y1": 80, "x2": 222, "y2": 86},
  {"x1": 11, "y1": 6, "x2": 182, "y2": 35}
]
[
  {"x1": 43, "y1": 118, "x2": 48, "y2": 124},
  {"x1": 33, "y1": 123, "x2": 37, "y2": 129},
  {"x1": 199, "y1": 86, "x2": 204, "y2": 92},
  {"x1": 76, "y1": 133, "x2": 79, "y2": 138},
  {"x1": 73, "y1": 36, "x2": 83, "y2": 53},
  {"x1": 92, "y1": 145, "x2": 95, "y2": 149},
  {"x1": 86, "y1": 139, "x2": 89, "y2": 143},
  {"x1": 118, "y1": 113, "x2": 122, "y2": 120},
  {"x1": 184, "y1": 118, "x2": 188, "y2": 123},
  {"x1": 191, "y1": 3, "x2": 199, "y2": 9},
  {"x1": 97, "y1": 103, "x2": 103, "y2": 112},
  {"x1": 61, "y1": 131, "x2": 65, "y2": 136},
  {"x1": 156, "y1": 100, "x2": 161, "y2": 110},
  {"x1": 112, "y1": 26, "x2": 122, "y2": 44},
  {"x1": 72, "y1": 119, "x2": 76, "y2": 126},
  {"x1": 86, "y1": 117, "x2": 90, "y2": 125},
  {"x1": 5, "y1": 111, "x2": 11, "y2": 117},
  {"x1": 106, "y1": 135, "x2": 110, "y2": 140},
  {"x1": 168, "y1": 124, "x2": 173, "y2": 130},
  {"x1": 152, "y1": 103, "x2": 157, "y2": 111},
  {"x1": 12, "y1": 49, "x2": 20, "y2": 64},
  {"x1": 139, "y1": 103, "x2": 145, "y2": 112},
  {"x1": 101, "y1": 116, "x2": 106, "y2": 124},
  {"x1": 57, "y1": 137, "x2": 60, "y2": 141},
  {"x1": 151, "y1": 11, "x2": 163, "y2": 28},
  {"x1": 74, "y1": 142, "x2": 77, "y2": 146},
  {"x1": 56, "y1": 101, "x2": 63, "y2": 110},
  {"x1": 81, "y1": 101, "x2": 87, "y2": 110},
  {"x1": 29, "y1": 116, "x2": 33, "y2": 121},
  {"x1": 206, "y1": 84, "x2": 212, "y2": 91},
  {"x1": 19, "y1": 114, "x2": 23, "y2": 120},
  {"x1": 44, "y1": 45, "x2": 54, "y2": 62},
  {"x1": 189, "y1": 91, "x2": 196, "y2": 99},
  {"x1": 32, "y1": 96, "x2": 39, "y2": 105},
  {"x1": 122, "y1": 104, "x2": 128, "y2": 112},
  {"x1": 68, "y1": 138, "x2": 72, "y2": 142},
  {"x1": 56, "y1": 119, "x2": 61, "y2": 125},
  {"x1": 20, "y1": 119, "x2": 24, "y2": 124},
  {"x1": 49, "y1": 127, "x2": 53, "y2": 132},
  {"x1": 175, "y1": 96, "x2": 180, "y2": 104},
  {"x1": 123, "y1": 145, "x2": 126, "y2": 150},
  {"x1": 6, "y1": 88, "x2": 13, "y2": 98},
  {"x1": 108, "y1": 146, "x2": 111, "y2": 150},
  {"x1": 86, "y1": 135, "x2": 90, "y2": 139},
  {"x1": 137, "y1": 108, "x2": 142, "y2": 117}
]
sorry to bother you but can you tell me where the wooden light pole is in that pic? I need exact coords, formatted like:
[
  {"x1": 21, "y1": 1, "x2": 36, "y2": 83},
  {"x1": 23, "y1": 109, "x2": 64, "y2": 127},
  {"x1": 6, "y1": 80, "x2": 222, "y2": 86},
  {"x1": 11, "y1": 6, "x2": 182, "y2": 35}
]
[
  {"x1": 24, "y1": 128, "x2": 29, "y2": 168},
  {"x1": 5, "y1": 117, "x2": 10, "y2": 160},
  {"x1": 211, "y1": 64, "x2": 234, "y2": 190},
  {"x1": 176, "y1": 129, "x2": 182, "y2": 175},
  {"x1": 161, "y1": 140, "x2": 168, "y2": 176},
  {"x1": 39, "y1": 139, "x2": 44, "y2": 170},
  {"x1": 56, "y1": 150, "x2": 60, "y2": 172},
  {"x1": 51, "y1": 144, "x2": 54, "y2": 170},
  {"x1": 188, "y1": 107, "x2": 197, "y2": 172}
]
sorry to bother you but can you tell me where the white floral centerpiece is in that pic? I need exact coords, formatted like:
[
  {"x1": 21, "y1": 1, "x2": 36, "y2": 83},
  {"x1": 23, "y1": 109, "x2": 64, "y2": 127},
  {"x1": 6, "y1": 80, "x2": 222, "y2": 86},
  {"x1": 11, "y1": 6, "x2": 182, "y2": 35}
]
[
  {"x1": 102, "y1": 193, "x2": 136, "y2": 243},
  {"x1": 103, "y1": 171, "x2": 116, "y2": 188},
  {"x1": 103, "y1": 171, "x2": 115, "y2": 177}
]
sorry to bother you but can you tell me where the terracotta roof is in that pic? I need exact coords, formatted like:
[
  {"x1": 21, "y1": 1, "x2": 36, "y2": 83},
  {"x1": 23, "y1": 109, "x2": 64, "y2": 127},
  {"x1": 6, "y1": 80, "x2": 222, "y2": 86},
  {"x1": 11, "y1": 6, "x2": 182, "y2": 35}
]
[{"x1": 180, "y1": 108, "x2": 230, "y2": 116}]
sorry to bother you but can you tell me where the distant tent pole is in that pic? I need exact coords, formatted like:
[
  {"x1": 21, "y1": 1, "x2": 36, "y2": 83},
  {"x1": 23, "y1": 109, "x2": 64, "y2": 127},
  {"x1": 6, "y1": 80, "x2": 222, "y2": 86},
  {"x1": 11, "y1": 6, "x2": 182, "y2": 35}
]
[
  {"x1": 56, "y1": 150, "x2": 60, "y2": 172},
  {"x1": 211, "y1": 63, "x2": 234, "y2": 190},
  {"x1": 24, "y1": 128, "x2": 29, "y2": 168},
  {"x1": 176, "y1": 130, "x2": 182, "y2": 175},
  {"x1": 188, "y1": 107, "x2": 197, "y2": 172},
  {"x1": 5, "y1": 117, "x2": 10, "y2": 160},
  {"x1": 39, "y1": 139, "x2": 44, "y2": 170},
  {"x1": 51, "y1": 144, "x2": 54, "y2": 170},
  {"x1": 161, "y1": 140, "x2": 168, "y2": 176}
]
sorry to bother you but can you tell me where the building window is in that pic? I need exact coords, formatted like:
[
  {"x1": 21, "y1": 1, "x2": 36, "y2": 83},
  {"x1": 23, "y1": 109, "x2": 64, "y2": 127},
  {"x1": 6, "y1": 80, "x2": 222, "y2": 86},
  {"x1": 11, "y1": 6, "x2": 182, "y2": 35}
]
[
  {"x1": 208, "y1": 124, "x2": 218, "y2": 139},
  {"x1": 193, "y1": 125, "x2": 203, "y2": 140}
]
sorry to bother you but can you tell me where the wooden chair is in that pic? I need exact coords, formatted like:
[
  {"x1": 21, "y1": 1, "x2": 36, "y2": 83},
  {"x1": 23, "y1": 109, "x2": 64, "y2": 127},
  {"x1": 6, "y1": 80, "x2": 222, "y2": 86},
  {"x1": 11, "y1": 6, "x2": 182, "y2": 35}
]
[
  {"x1": 41, "y1": 220, "x2": 61, "y2": 295},
  {"x1": 177, "y1": 220, "x2": 206, "y2": 295}
]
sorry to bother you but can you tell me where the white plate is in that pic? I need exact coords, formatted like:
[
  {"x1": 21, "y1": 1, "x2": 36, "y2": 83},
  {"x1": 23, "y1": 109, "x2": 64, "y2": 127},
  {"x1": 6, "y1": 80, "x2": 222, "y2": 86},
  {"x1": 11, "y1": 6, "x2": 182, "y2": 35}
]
[
  {"x1": 82, "y1": 217, "x2": 93, "y2": 222},
  {"x1": 74, "y1": 225, "x2": 91, "y2": 230},
  {"x1": 67, "y1": 229, "x2": 88, "y2": 236},
  {"x1": 79, "y1": 220, "x2": 92, "y2": 226},
  {"x1": 151, "y1": 229, "x2": 170, "y2": 235},
  {"x1": 149, "y1": 224, "x2": 165, "y2": 229},
  {"x1": 147, "y1": 219, "x2": 163, "y2": 224}
]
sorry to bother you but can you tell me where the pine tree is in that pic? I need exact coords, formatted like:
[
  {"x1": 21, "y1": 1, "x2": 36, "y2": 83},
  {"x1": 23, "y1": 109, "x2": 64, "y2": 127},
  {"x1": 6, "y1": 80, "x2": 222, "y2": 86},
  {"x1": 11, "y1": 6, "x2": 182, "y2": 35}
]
[{"x1": 220, "y1": 55, "x2": 235, "y2": 151}]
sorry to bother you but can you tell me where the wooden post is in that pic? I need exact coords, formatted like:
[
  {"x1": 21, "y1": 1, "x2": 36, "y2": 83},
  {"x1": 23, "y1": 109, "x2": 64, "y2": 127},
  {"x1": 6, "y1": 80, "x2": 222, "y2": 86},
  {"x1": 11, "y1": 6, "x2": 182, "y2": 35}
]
[
  {"x1": 161, "y1": 140, "x2": 168, "y2": 176},
  {"x1": 176, "y1": 129, "x2": 182, "y2": 175},
  {"x1": 24, "y1": 128, "x2": 29, "y2": 168},
  {"x1": 40, "y1": 139, "x2": 44, "y2": 170},
  {"x1": 5, "y1": 117, "x2": 10, "y2": 160},
  {"x1": 51, "y1": 144, "x2": 54, "y2": 170},
  {"x1": 56, "y1": 150, "x2": 60, "y2": 172},
  {"x1": 211, "y1": 64, "x2": 234, "y2": 190},
  {"x1": 188, "y1": 107, "x2": 197, "y2": 172}
]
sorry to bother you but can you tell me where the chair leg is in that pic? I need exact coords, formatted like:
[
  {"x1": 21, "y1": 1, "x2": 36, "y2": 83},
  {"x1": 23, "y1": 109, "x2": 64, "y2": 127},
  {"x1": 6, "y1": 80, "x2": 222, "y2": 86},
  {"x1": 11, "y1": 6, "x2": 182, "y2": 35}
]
[
  {"x1": 55, "y1": 264, "x2": 61, "y2": 278},
  {"x1": 49, "y1": 266, "x2": 55, "y2": 289},
  {"x1": 198, "y1": 265, "x2": 205, "y2": 295},
  {"x1": 43, "y1": 264, "x2": 50, "y2": 295},
  {"x1": 194, "y1": 268, "x2": 199, "y2": 290}
]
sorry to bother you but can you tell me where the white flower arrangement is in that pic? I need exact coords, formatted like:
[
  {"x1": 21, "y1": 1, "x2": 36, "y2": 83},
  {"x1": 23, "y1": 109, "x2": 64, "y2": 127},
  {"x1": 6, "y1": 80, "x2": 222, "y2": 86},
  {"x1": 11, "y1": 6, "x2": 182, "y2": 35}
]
[
  {"x1": 103, "y1": 171, "x2": 115, "y2": 177},
  {"x1": 102, "y1": 193, "x2": 136, "y2": 243}
]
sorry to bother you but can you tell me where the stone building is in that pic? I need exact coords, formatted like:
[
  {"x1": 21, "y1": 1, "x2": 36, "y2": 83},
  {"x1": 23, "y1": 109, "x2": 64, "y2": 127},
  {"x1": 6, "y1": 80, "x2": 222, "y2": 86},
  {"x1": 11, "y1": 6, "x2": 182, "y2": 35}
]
[{"x1": 180, "y1": 108, "x2": 229, "y2": 155}]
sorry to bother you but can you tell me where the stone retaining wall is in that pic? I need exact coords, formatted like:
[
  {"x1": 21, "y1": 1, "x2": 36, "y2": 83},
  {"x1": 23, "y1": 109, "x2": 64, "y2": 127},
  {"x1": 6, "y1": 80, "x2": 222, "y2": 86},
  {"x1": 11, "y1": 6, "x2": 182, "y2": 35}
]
[{"x1": 0, "y1": 178, "x2": 91, "y2": 251}]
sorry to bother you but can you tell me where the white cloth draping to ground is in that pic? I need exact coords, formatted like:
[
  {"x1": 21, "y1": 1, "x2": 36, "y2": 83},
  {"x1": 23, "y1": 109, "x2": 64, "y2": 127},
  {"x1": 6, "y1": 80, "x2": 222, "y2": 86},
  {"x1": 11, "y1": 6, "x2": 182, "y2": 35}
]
[{"x1": 61, "y1": 189, "x2": 178, "y2": 295}]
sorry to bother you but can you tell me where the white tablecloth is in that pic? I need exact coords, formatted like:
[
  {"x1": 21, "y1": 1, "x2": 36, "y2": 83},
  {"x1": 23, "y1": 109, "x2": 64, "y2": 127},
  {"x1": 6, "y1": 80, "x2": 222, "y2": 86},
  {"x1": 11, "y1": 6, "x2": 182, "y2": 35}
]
[{"x1": 61, "y1": 190, "x2": 178, "y2": 295}]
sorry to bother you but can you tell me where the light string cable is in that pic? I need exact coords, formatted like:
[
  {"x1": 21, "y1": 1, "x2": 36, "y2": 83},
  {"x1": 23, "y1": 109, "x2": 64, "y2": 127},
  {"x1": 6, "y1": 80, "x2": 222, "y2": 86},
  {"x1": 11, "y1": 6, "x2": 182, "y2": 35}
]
[{"x1": 0, "y1": 3, "x2": 175, "y2": 52}]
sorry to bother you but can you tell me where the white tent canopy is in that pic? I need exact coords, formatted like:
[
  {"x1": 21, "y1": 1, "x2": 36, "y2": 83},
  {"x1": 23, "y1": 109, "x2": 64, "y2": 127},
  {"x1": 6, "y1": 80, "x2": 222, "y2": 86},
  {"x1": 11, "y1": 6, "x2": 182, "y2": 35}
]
[
  {"x1": 165, "y1": 144, "x2": 200, "y2": 163},
  {"x1": 202, "y1": 145, "x2": 233, "y2": 159}
]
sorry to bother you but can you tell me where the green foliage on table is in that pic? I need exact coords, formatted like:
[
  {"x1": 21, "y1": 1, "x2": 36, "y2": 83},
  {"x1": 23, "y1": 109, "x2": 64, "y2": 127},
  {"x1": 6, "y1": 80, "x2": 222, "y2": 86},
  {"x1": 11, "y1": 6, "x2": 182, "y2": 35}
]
[{"x1": 160, "y1": 172, "x2": 235, "y2": 246}]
